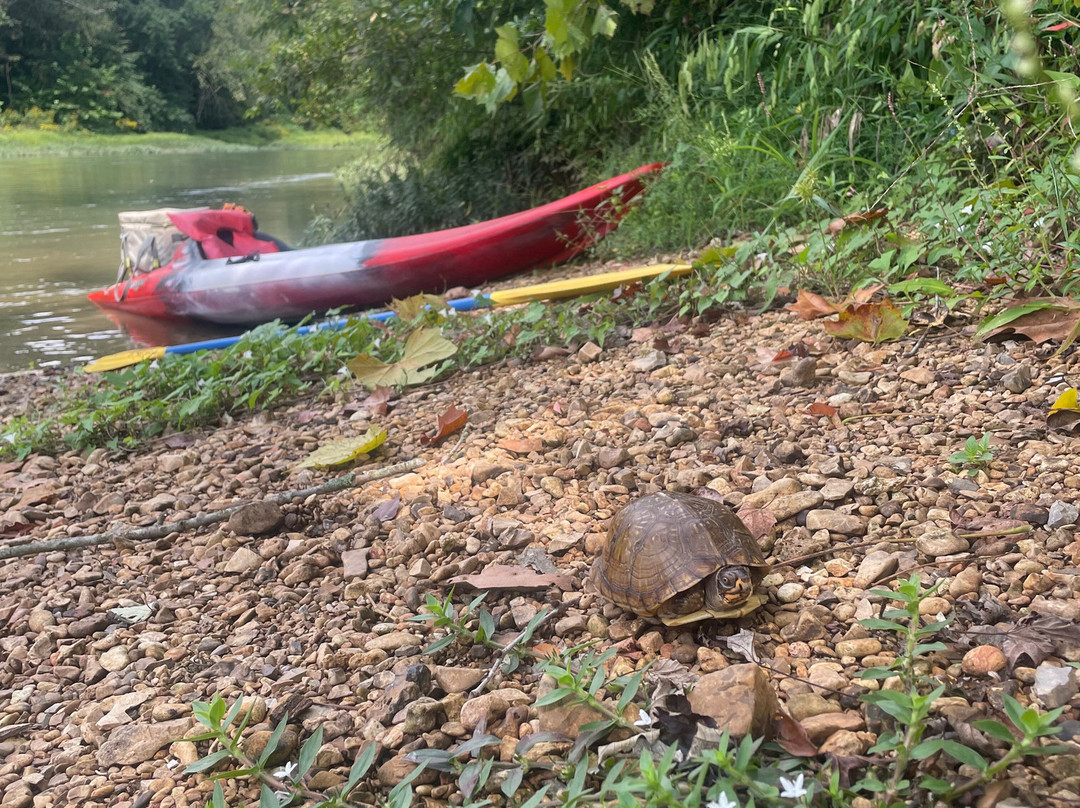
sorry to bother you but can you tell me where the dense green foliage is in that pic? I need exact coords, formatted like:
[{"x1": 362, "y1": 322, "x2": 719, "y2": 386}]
[
  {"x1": 234, "y1": 0, "x2": 1080, "y2": 259},
  {"x1": 0, "y1": 0, "x2": 254, "y2": 130}
]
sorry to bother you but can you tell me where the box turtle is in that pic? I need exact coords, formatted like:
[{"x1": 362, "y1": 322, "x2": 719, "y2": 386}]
[{"x1": 591, "y1": 491, "x2": 770, "y2": 626}]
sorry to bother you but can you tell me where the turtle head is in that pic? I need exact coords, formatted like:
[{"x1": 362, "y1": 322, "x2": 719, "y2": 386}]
[{"x1": 706, "y1": 565, "x2": 752, "y2": 608}]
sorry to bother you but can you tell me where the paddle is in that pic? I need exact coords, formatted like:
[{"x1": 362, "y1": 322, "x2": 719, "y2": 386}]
[{"x1": 83, "y1": 262, "x2": 692, "y2": 373}]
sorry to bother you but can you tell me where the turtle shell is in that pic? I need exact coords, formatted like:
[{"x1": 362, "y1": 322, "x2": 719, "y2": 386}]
[{"x1": 591, "y1": 491, "x2": 769, "y2": 625}]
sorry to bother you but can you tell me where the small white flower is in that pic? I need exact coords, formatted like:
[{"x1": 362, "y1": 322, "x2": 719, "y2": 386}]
[
  {"x1": 779, "y1": 772, "x2": 807, "y2": 799},
  {"x1": 273, "y1": 761, "x2": 298, "y2": 781},
  {"x1": 706, "y1": 793, "x2": 739, "y2": 808},
  {"x1": 960, "y1": 204, "x2": 974, "y2": 215},
  {"x1": 633, "y1": 709, "x2": 653, "y2": 727}
]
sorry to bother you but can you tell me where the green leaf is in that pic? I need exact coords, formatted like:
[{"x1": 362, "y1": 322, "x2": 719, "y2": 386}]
[
  {"x1": 911, "y1": 738, "x2": 987, "y2": 771},
  {"x1": 973, "y1": 719, "x2": 1018, "y2": 743},
  {"x1": 258, "y1": 718, "x2": 289, "y2": 767},
  {"x1": 501, "y1": 766, "x2": 524, "y2": 798},
  {"x1": 888, "y1": 277, "x2": 954, "y2": 297},
  {"x1": 347, "y1": 328, "x2": 458, "y2": 390},
  {"x1": 212, "y1": 782, "x2": 227, "y2": 808},
  {"x1": 259, "y1": 784, "x2": 280, "y2": 808},
  {"x1": 295, "y1": 427, "x2": 387, "y2": 469},
  {"x1": 454, "y1": 62, "x2": 497, "y2": 100},
  {"x1": 975, "y1": 301, "x2": 1066, "y2": 340},
  {"x1": 185, "y1": 748, "x2": 232, "y2": 773},
  {"x1": 535, "y1": 687, "x2": 576, "y2": 707},
  {"x1": 592, "y1": 4, "x2": 619, "y2": 37},
  {"x1": 297, "y1": 726, "x2": 323, "y2": 778},
  {"x1": 859, "y1": 618, "x2": 905, "y2": 631},
  {"x1": 495, "y1": 25, "x2": 530, "y2": 83}
]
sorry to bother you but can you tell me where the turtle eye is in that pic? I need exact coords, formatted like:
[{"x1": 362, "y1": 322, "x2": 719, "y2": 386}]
[{"x1": 717, "y1": 569, "x2": 739, "y2": 591}]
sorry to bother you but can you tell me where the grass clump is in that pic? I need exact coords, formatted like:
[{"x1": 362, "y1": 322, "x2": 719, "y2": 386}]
[
  {"x1": 0, "y1": 279, "x2": 681, "y2": 459},
  {"x1": 181, "y1": 575, "x2": 1067, "y2": 808}
]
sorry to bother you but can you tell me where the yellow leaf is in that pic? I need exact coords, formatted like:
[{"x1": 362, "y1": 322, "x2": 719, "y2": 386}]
[
  {"x1": 295, "y1": 427, "x2": 387, "y2": 469},
  {"x1": 390, "y1": 293, "x2": 449, "y2": 321},
  {"x1": 347, "y1": 328, "x2": 458, "y2": 390},
  {"x1": 1050, "y1": 388, "x2": 1079, "y2": 414},
  {"x1": 1048, "y1": 388, "x2": 1080, "y2": 433}
]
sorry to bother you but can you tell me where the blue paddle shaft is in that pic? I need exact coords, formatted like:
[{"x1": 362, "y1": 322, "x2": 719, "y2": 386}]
[{"x1": 162, "y1": 296, "x2": 486, "y2": 357}]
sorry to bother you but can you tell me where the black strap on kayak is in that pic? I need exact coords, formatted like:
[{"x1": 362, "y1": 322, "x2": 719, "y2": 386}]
[{"x1": 226, "y1": 252, "x2": 262, "y2": 265}]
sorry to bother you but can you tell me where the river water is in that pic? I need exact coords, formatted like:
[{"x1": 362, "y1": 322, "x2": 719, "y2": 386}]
[{"x1": 0, "y1": 147, "x2": 363, "y2": 372}]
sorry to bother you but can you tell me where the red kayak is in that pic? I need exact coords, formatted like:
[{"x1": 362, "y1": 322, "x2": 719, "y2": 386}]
[{"x1": 88, "y1": 163, "x2": 662, "y2": 325}]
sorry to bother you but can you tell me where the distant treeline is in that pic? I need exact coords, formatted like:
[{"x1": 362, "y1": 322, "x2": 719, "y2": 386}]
[{"x1": 0, "y1": 0, "x2": 258, "y2": 131}]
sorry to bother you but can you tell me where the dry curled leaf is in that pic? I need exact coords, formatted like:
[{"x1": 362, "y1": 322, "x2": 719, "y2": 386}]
[
  {"x1": 363, "y1": 385, "x2": 394, "y2": 416},
  {"x1": 372, "y1": 492, "x2": 401, "y2": 522},
  {"x1": 421, "y1": 405, "x2": 467, "y2": 446},
  {"x1": 1048, "y1": 387, "x2": 1080, "y2": 434},
  {"x1": 499, "y1": 438, "x2": 543, "y2": 455},
  {"x1": 806, "y1": 402, "x2": 838, "y2": 416},
  {"x1": 978, "y1": 299, "x2": 1080, "y2": 345},
  {"x1": 786, "y1": 289, "x2": 844, "y2": 320},
  {"x1": 775, "y1": 710, "x2": 819, "y2": 757},
  {"x1": 390, "y1": 293, "x2": 449, "y2": 321},
  {"x1": 736, "y1": 506, "x2": 776, "y2": 542}
]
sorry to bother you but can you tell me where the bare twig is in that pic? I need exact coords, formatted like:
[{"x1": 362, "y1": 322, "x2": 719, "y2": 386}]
[
  {"x1": 0, "y1": 458, "x2": 423, "y2": 562},
  {"x1": 471, "y1": 600, "x2": 573, "y2": 696}
]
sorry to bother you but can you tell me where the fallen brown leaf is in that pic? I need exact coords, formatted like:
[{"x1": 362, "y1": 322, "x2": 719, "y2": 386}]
[
  {"x1": 421, "y1": 405, "x2": 468, "y2": 446},
  {"x1": 775, "y1": 710, "x2": 819, "y2": 757},
  {"x1": 806, "y1": 402, "x2": 837, "y2": 416},
  {"x1": 444, "y1": 565, "x2": 573, "y2": 591},
  {"x1": 982, "y1": 302, "x2": 1080, "y2": 344},
  {"x1": 737, "y1": 506, "x2": 777, "y2": 542},
  {"x1": 372, "y1": 493, "x2": 401, "y2": 522},
  {"x1": 364, "y1": 385, "x2": 394, "y2": 416},
  {"x1": 786, "y1": 289, "x2": 842, "y2": 320}
]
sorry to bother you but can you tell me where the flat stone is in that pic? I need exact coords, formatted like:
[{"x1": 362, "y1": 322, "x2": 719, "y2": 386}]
[
  {"x1": 805, "y1": 510, "x2": 867, "y2": 535},
  {"x1": 785, "y1": 693, "x2": 841, "y2": 721},
  {"x1": 853, "y1": 551, "x2": 899, "y2": 589},
  {"x1": 95, "y1": 718, "x2": 193, "y2": 766},
  {"x1": 100, "y1": 646, "x2": 130, "y2": 672},
  {"x1": 224, "y1": 546, "x2": 262, "y2": 574},
  {"x1": 768, "y1": 491, "x2": 824, "y2": 521},
  {"x1": 687, "y1": 663, "x2": 778, "y2": 738},
  {"x1": 819, "y1": 478, "x2": 855, "y2": 501},
  {"x1": 227, "y1": 501, "x2": 284, "y2": 536},
  {"x1": 775, "y1": 583, "x2": 805, "y2": 604},
  {"x1": 536, "y1": 674, "x2": 606, "y2": 738},
  {"x1": 140, "y1": 492, "x2": 177, "y2": 514},
  {"x1": 835, "y1": 638, "x2": 882, "y2": 659},
  {"x1": 242, "y1": 727, "x2": 298, "y2": 767},
  {"x1": 342, "y1": 548, "x2": 370, "y2": 578},
  {"x1": 434, "y1": 666, "x2": 486, "y2": 694},
  {"x1": 367, "y1": 631, "x2": 420, "y2": 652},
  {"x1": 915, "y1": 529, "x2": 969, "y2": 558},
  {"x1": 628, "y1": 350, "x2": 666, "y2": 373},
  {"x1": 800, "y1": 711, "x2": 864, "y2": 744},
  {"x1": 459, "y1": 688, "x2": 531, "y2": 731}
]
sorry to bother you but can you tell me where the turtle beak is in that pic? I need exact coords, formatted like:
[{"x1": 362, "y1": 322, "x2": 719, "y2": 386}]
[{"x1": 724, "y1": 577, "x2": 748, "y2": 602}]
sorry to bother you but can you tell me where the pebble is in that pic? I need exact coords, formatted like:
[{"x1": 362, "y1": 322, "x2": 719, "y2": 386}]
[
  {"x1": 853, "y1": 551, "x2": 898, "y2": 589},
  {"x1": 687, "y1": 664, "x2": 778, "y2": 738},
  {"x1": 1048, "y1": 501, "x2": 1080, "y2": 529},
  {"x1": 0, "y1": 292, "x2": 1074, "y2": 804},
  {"x1": 962, "y1": 645, "x2": 1007, "y2": 676},
  {"x1": 775, "y1": 583, "x2": 805, "y2": 604},
  {"x1": 1033, "y1": 664, "x2": 1078, "y2": 709}
]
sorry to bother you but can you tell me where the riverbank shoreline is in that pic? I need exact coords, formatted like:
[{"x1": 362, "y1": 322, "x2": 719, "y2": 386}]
[
  {"x1": 0, "y1": 125, "x2": 382, "y2": 157},
  {"x1": 0, "y1": 263, "x2": 1077, "y2": 805}
]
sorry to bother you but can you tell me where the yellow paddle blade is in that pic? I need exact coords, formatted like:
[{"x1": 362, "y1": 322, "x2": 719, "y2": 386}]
[
  {"x1": 83, "y1": 347, "x2": 167, "y2": 373},
  {"x1": 488, "y1": 263, "x2": 693, "y2": 306}
]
